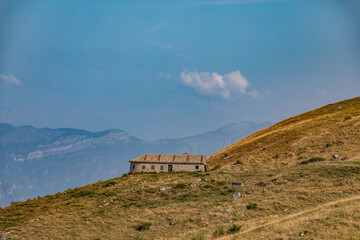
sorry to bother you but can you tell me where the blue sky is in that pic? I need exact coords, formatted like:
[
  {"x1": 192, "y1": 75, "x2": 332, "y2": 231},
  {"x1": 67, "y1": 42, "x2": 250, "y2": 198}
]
[{"x1": 0, "y1": 0, "x2": 359, "y2": 139}]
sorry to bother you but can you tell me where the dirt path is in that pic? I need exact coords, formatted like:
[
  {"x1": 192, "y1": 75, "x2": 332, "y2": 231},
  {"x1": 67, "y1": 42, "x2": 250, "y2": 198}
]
[{"x1": 219, "y1": 194, "x2": 360, "y2": 239}]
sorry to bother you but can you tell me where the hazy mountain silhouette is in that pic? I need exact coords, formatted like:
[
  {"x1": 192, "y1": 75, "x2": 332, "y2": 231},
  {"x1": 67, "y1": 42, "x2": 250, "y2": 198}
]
[{"x1": 0, "y1": 121, "x2": 271, "y2": 206}]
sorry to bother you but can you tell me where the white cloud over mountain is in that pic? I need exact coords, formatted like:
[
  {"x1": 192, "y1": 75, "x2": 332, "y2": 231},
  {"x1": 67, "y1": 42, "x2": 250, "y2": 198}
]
[{"x1": 180, "y1": 70, "x2": 260, "y2": 99}]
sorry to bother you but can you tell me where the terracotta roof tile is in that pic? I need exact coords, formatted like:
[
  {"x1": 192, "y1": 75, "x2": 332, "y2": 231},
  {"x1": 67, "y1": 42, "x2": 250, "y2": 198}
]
[{"x1": 129, "y1": 153, "x2": 206, "y2": 164}]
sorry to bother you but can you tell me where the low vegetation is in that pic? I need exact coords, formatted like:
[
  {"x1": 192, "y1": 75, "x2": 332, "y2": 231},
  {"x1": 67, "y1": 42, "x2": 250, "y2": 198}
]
[
  {"x1": 227, "y1": 224, "x2": 242, "y2": 234},
  {"x1": 135, "y1": 222, "x2": 152, "y2": 231},
  {"x1": 246, "y1": 202, "x2": 258, "y2": 210},
  {"x1": 212, "y1": 164, "x2": 221, "y2": 170},
  {"x1": 2, "y1": 158, "x2": 360, "y2": 239},
  {"x1": 300, "y1": 157, "x2": 326, "y2": 165}
]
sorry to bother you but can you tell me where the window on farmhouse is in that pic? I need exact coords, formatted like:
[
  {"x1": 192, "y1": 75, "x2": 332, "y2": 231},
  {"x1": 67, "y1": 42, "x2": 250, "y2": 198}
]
[
  {"x1": 195, "y1": 165, "x2": 199, "y2": 169},
  {"x1": 151, "y1": 165, "x2": 155, "y2": 170},
  {"x1": 160, "y1": 165, "x2": 164, "y2": 170},
  {"x1": 142, "y1": 165, "x2": 145, "y2": 170},
  {"x1": 133, "y1": 164, "x2": 135, "y2": 169}
]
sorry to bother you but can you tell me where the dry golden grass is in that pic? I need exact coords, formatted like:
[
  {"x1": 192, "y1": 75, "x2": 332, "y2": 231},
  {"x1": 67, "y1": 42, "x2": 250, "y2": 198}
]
[
  {"x1": 1, "y1": 97, "x2": 360, "y2": 239},
  {"x1": 208, "y1": 96, "x2": 360, "y2": 171},
  {"x1": 2, "y1": 159, "x2": 360, "y2": 239}
]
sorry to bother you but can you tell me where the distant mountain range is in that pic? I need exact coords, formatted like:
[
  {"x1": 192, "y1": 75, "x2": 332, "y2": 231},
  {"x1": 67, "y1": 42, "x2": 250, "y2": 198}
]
[{"x1": 0, "y1": 121, "x2": 271, "y2": 206}]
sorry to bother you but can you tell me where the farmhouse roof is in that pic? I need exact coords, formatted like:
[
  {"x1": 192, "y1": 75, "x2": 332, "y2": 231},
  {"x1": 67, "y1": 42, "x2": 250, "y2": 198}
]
[{"x1": 129, "y1": 153, "x2": 206, "y2": 164}]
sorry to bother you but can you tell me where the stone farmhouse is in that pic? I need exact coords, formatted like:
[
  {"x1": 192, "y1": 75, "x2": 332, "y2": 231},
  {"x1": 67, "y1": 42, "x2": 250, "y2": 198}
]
[{"x1": 129, "y1": 153, "x2": 206, "y2": 173}]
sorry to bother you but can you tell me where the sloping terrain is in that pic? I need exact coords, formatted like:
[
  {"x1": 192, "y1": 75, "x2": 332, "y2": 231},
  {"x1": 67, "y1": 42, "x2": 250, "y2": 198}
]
[
  {"x1": 0, "y1": 121, "x2": 270, "y2": 206},
  {"x1": 1, "y1": 159, "x2": 360, "y2": 239},
  {"x1": 208, "y1": 97, "x2": 360, "y2": 170},
  {"x1": 1, "y1": 97, "x2": 360, "y2": 239}
]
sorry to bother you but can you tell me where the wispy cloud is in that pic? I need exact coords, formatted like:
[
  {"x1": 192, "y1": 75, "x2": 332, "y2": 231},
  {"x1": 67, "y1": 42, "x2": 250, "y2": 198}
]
[
  {"x1": 193, "y1": 0, "x2": 283, "y2": 5},
  {"x1": 143, "y1": 24, "x2": 193, "y2": 59},
  {"x1": 148, "y1": 39, "x2": 175, "y2": 51},
  {"x1": 143, "y1": 24, "x2": 164, "y2": 36},
  {"x1": 319, "y1": 89, "x2": 329, "y2": 98},
  {"x1": 0, "y1": 74, "x2": 22, "y2": 86},
  {"x1": 180, "y1": 70, "x2": 260, "y2": 99}
]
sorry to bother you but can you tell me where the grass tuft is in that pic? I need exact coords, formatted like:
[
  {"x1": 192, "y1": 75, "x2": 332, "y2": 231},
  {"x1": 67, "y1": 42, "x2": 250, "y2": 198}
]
[
  {"x1": 246, "y1": 202, "x2": 258, "y2": 210},
  {"x1": 300, "y1": 157, "x2": 326, "y2": 165},
  {"x1": 227, "y1": 224, "x2": 242, "y2": 233},
  {"x1": 135, "y1": 222, "x2": 152, "y2": 231},
  {"x1": 212, "y1": 164, "x2": 221, "y2": 170}
]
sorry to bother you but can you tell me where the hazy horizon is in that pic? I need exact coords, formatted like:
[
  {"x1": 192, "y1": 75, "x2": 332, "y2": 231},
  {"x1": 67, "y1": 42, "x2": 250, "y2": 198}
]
[{"x1": 1, "y1": 0, "x2": 359, "y2": 139}]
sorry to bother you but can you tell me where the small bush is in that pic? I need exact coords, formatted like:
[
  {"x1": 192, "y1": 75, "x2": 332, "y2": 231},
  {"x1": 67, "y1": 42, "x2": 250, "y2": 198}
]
[
  {"x1": 146, "y1": 187, "x2": 157, "y2": 193},
  {"x1": 273, "y1": 154, "x2": 279, "y2": 159},
  {"x1": 256, "y1": 181, "x2": 267, "y2": 187},
  {"x1": 235, "y1": 160, "x2": 243, "y2": 165},
  {"x1": 325, "y1": 143, "x2": 332, "y2": 148},
  {"x1": 175, "y1": 182, "x2": 187, "y2": 189},
  {"x1": 213, "y1": 226, "x2": 225, "y2": 237},
  {"x1": 70, "y1": 189, "x2": 96, "y2": 198},
  {"x1": 246, "y1": 202, "x2": 258, "y2": 210},
  {"x1": 212, "y1": 164, "x2": 221, "y2": 170},
  {"x1": 217, "y1": 181, "x2": 226, "y2": 186},
  {"x1": 135, "y1": 222, "x2": 152, "y2": 231},
  {"x1": 300, "y1": 157, "x2": 325, "y2": 165},
  {"x1": 227, "y1": 224, "x2": 242, "y2": 233},
  {"x1": 103, "y1": 180, "x2": 116, "y2": 187},
  {"x1": 344, "y1": 116, "x2": 352, "y2": 120}
]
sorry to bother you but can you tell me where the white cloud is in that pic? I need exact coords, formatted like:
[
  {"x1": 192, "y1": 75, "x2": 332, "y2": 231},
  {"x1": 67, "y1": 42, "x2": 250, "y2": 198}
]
[
  {"x1": 148, "y1": 39, "x2": 175, "y2": 51},
  {"x1": 0, "y1": 74, "x2": 22, "y2": 86},
  {"x1": 180, "y1": 70, "x2": 260, "y2": 99},
  {"x1": 319, "y1": 89, "x2": 329, "y2": 98}
]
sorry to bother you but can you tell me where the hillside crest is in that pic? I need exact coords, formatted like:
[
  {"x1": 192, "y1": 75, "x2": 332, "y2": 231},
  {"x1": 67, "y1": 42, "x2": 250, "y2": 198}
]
[{"x1": 208, "y1": 97, "x2": 360, "y2": 170}]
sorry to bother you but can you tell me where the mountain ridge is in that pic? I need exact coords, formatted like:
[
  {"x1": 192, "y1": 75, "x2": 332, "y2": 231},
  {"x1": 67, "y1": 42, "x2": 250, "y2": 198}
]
[
  {"x1": 1, "y1": 97, "x2": 360, "y2": 239},
  {"x1": 0, "y1": 121, "x2": 271, "y2": 206}
]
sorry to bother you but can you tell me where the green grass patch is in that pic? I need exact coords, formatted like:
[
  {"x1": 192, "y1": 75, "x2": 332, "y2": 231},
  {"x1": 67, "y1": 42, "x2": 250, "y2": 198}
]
[
  {"x1": 135, "y1": 222, "x2": 152, "y2": 231},
  {"x1": 175, "y1": 182, "x2": 187, "y2": 189},
  {"x1": 227, "y1": 224, "x2": 242, "y2": 233},
  {"x1": 212, "y1": 164, "x2": 221, "y2": 170},
  {"x1": 103, "y1": 180, "x2": 117, "y2": 187},
  {"x1": 246, "y1": 202, "x2": 258, "y2": 210},
  {"x1": 300, "y1": 157, "x2": 326, "y2": 165},
  {"x1": 235, "y1": 160, "x2": 243, "y2": 165}
]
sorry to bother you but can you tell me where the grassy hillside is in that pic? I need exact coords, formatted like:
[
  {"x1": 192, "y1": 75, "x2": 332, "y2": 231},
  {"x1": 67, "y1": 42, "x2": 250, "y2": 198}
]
[
  {"x1": 208, "y1": 97, "x2": 360, "y2": 170},
  {"x1": 1, "y1": 97, "x2": 360, "y2": 239},
  {"x1": 2, "y1": 160, "x2": 360, "y2": 239}
]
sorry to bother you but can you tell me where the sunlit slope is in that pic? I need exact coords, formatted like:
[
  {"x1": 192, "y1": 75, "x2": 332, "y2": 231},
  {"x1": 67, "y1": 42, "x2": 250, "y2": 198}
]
[
  {"x1": 2, "y1": 160, "x2": 360, "y2": 239},
  {"x1": 208, "y1": 97, "x2": 360, "y2": 170},
  {"x1": 1, "y1": 97, "x2": 360, "y2": 239}
]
